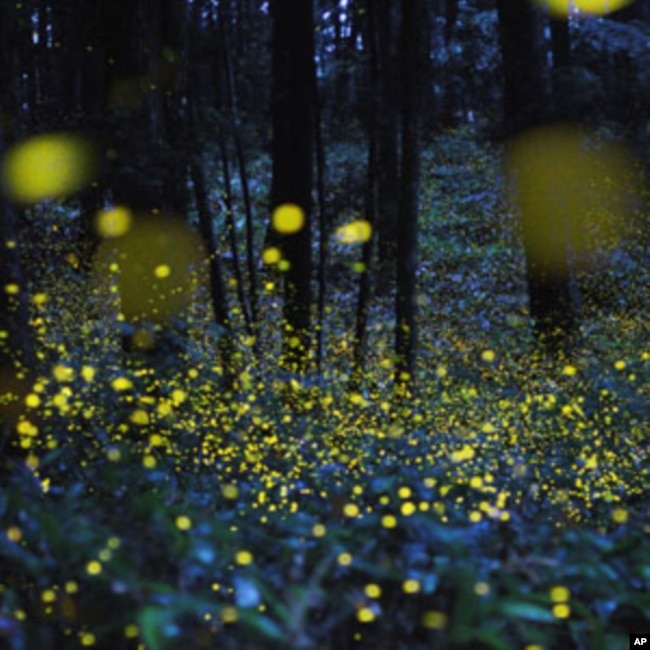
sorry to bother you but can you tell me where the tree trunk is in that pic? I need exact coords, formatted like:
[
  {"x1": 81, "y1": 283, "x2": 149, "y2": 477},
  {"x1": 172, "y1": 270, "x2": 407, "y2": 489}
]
[
  {"x1": 0, "y1": 3, "x2": 35, "y2": 437},
  {"x1": 394, "y1": 0, "x2": 423, "y2": 395},
  {"x1": 351, "y1": 0, "x2": 379, "y2": 389},
  {"x1": 270, "y1": 0, "x2": 315, "y2": 372},
  {"x1": 374, "y1": 0, "x2": 400, "y2": 288},
  {"x1": 496, "y1": 0, "x2": 578, "y2": 352}
]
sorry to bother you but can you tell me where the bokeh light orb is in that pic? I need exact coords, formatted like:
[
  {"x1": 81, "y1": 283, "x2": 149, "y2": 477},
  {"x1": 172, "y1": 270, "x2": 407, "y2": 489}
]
[
  {"x1": 94, "y1": 215, "x2": 204, "y2": 322},
  {"x1": 1, "y1": 133, "x2": 96, "y2": 204},
  {"x1": 533, "y1": 0, "x2": 633, "y2": 18}
]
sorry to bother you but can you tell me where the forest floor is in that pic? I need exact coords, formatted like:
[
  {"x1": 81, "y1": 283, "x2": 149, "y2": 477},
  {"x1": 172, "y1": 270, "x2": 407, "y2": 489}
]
[{"x1": 1, "y1": 127, "x2": 648, "y2": 650}]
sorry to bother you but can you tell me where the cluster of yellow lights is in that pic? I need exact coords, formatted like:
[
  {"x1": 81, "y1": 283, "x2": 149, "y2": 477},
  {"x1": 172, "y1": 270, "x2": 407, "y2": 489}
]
[{"x1": 3, "y1": 127, "x2": 645, "y2": 646}]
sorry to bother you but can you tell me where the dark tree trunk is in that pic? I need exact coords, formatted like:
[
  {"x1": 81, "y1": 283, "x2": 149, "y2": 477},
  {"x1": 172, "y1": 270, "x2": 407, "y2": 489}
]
[
  {"x1": 496, "y1": 0, "x2": 578, "y2": 352},
  {"x1": 374, "y1": 0, "x2": 400, "y2": 288},
  {"x1": 270, "y1": 0, "x2": 315, "y2": 372},
  {"x1": 189, "y1": 160, "x2": 236, "y2": 387},
  {"x1": 0, "y1": 4, "x2": 35, "y2": 438},
  {"x1": 351, "y1": 0, "x2": 379, "y2": 389},
  {"x1": 216, "y1": 3, "x2": 259, "y2": 328},
  {"x1": 549, "y1": 15, "x2": 573, "y2": 118},
  {"x1": 445, "y1": 0, "x2": 459, "y2": 44},
  {"x1": 394, "y1": 0, "x2": 423, "y2": 395},
  {"x1": 550, "y1": 17, "x2": 571, "y2": 69},
  {"x1": 496, "y1": 0, "x2": 546, "y2": 135}
]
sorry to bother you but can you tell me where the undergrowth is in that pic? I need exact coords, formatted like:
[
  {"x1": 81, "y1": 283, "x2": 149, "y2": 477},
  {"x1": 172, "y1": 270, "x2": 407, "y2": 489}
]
[{"x1": 0, "y1": 129, "x2": 648, "y2": 650}]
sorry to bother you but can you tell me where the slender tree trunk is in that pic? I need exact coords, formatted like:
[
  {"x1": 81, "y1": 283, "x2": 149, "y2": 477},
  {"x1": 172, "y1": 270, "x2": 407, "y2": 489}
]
[
  {"x1": 351, "y1": 0, "x2": 379, "y2": 389},
  {"x1": 375, "y1": 0, "x2": 400, "y2": 288},
  {"x1": 496, "y1": 0, "x2": 578, "y2": 352},
  {"x1": 270, "y1": 0, "x2": 315, "y2": 372},
  {"x1": 549, "y1": 15, "x2": 573, "y2": 118},
  {"x1": 314, "y1": 80, "x2": 328, "y2": 374},
  {"x1": 0, "y1": 4, "x2": 35, "y2": 440},
  {"x1": 394, "y1": 0, "x2": 423, "y2": 396},
  {"x1": 217, "y1": 4, "x2": 259, "y2": 330},
  {"x1": 190, "y1": 160, "x2": 236, "y2": 387}
]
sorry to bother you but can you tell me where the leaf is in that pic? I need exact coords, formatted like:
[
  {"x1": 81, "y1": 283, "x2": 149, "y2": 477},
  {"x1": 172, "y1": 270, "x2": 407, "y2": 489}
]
[
  {"x1": 137, "y1": 607, "x2": 176, "y2": 650},
  {"x1": 499, "y1": 599, "x2": 556, "y2": 623},
  {"x1": 236, "y1": 609, "x2": 286, "y2": 642}
]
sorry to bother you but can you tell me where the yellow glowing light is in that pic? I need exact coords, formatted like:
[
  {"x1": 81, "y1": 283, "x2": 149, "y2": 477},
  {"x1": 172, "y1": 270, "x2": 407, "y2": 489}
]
[
  {"x1": 343, "y1": 503, "x2": 360, "y2": 518},
  {"x1": 480, "y1": 349, "x2": 496, "y2": 363},
  {"x1": 6, "y1": 526, "x2": 22, "y2": 542},
  {"x1": 312, "y1": 523, "x2": 326, "y2": 537},
  {"x1": 335, "y1": 219, "x2": 372, "y2": 244},
  {"x1": 111, "y1": 377, "x2": 133, "y2": 391},
  {"x1": 398, "y1": 486, "x2": 411, "y2": 499},
  {"x1": 94, "y1": 215, "x2": 204, "y2": 322},
  {"x1": 421, "y1": 610, "x2": 447, "y2": 629},
  {"x1": 474, "y1": 582, "x2": 490, "y2": 596},
  {"x1": 4, "y1": 284, "x2": 19, "y2": 295},
  {"x1": 552, "y1": 603, "x2": 571, "y2": 619},
  {"x1": 364, "y1": 583, "x2": 381, "y2": 599},
  {"x1": 86, "y1": 560, "x2": 102, "y2": 576},
  {"x1": 175, "y1": 515, "x2": 192, "y2": 531},
  {"x1": 451, "y1": 445, "x2": 475, "y2": 463},
  {"x1": 222, "y1": 484, "x2": 239, "y2": 499},
  {"x1": 403, "y1": 579, "x2": 420, "y2": 594},
  {"x1": 262, "y1": 247, "x2": 282, "y2": 265},
  {"x1": 612, "y1": 508, "x2": 628, "y2": 524},
  {"x1": 400, "y1": 502, "x2": 416, "y2": 516},
  {"x1": 506, "y1": 125, "x2": 635, "y2": 271},
  {"x1": 271, "y1": 203, "x2": 304, "y2": 234},
  {"x1": 130, "y1": 409, "x2": 149, "y2": 425},
  {"x1": 2, "y1": 133, "x2": 95, "y2": 204},
  {"x1": 52, "y1": 364, "x2": 75, "y2": 383},
  {"x1": 143, "y1": 455, "x2": 156, "y2": 468},
  {"x1": 221, "y1": 606, "x2": 238, "y2": 623},
  {"x1": 337, "y1": 552, "x2": 353, "y2": 566},
  {"x1": 32, "y1": 292, "x2": 48, "y2": 306},
  {"x1": 154, "y1": 264, "x2": 171, "y2": 279},
  {"x1": 550, "y1": 585, "x2": 570, "y2": 602},
  {"x1": 235, "y1": 550, "x2": 253, "y2": 566},
  {"x1": 534, "y1": 0, "x2": 632, "y2": 18},
  {"x1": 24, "y1": 393, "x2": 40, "y2": 408},
  {"x1": 95, "y1": 206, "x2": 132, "y2": 238},
  {"x1": 381, "y1": 514, "x2": 397, "y2": 529},
  {"x1": 357, "y1": 607, "x2": 375, "y2": 623},
  {"x1": 81, "y1": 366, "x2": 96, "y2": 383}
]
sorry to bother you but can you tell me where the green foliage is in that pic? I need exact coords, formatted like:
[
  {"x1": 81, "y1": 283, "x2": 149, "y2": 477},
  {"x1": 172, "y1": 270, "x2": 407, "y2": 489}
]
[{"x1": 1, "y1": 130, "x2": 648, "y2": 649}]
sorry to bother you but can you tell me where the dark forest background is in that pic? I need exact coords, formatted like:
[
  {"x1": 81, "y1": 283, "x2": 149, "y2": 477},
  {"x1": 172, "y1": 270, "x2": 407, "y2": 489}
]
[{"x1": 0, "y1": 1, "x2": 648, "y2": 649}]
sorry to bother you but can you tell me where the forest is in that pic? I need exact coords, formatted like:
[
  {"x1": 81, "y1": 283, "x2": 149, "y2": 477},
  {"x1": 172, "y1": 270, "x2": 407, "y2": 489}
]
[{"x1": 0, "y1": 0, "x2": 648, "y2": 648}]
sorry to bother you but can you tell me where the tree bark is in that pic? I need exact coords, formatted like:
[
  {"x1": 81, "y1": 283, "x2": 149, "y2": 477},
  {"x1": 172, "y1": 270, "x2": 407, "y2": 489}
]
[
  {"x1": 270, "y1": 0, "x2": 315, "y2": 372},
  {"x1": 375, "y1": 0, "x2": 400, "y2": 288},
  {"x1": 394, "y1": 0, "x2": 423, "y2": 395},
  {"x1": 0, "y1": 3, "x2": 35, "y2": 438},
  {"x1": 496, "y1": 0, "x2": 578, "y2": 352}
]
